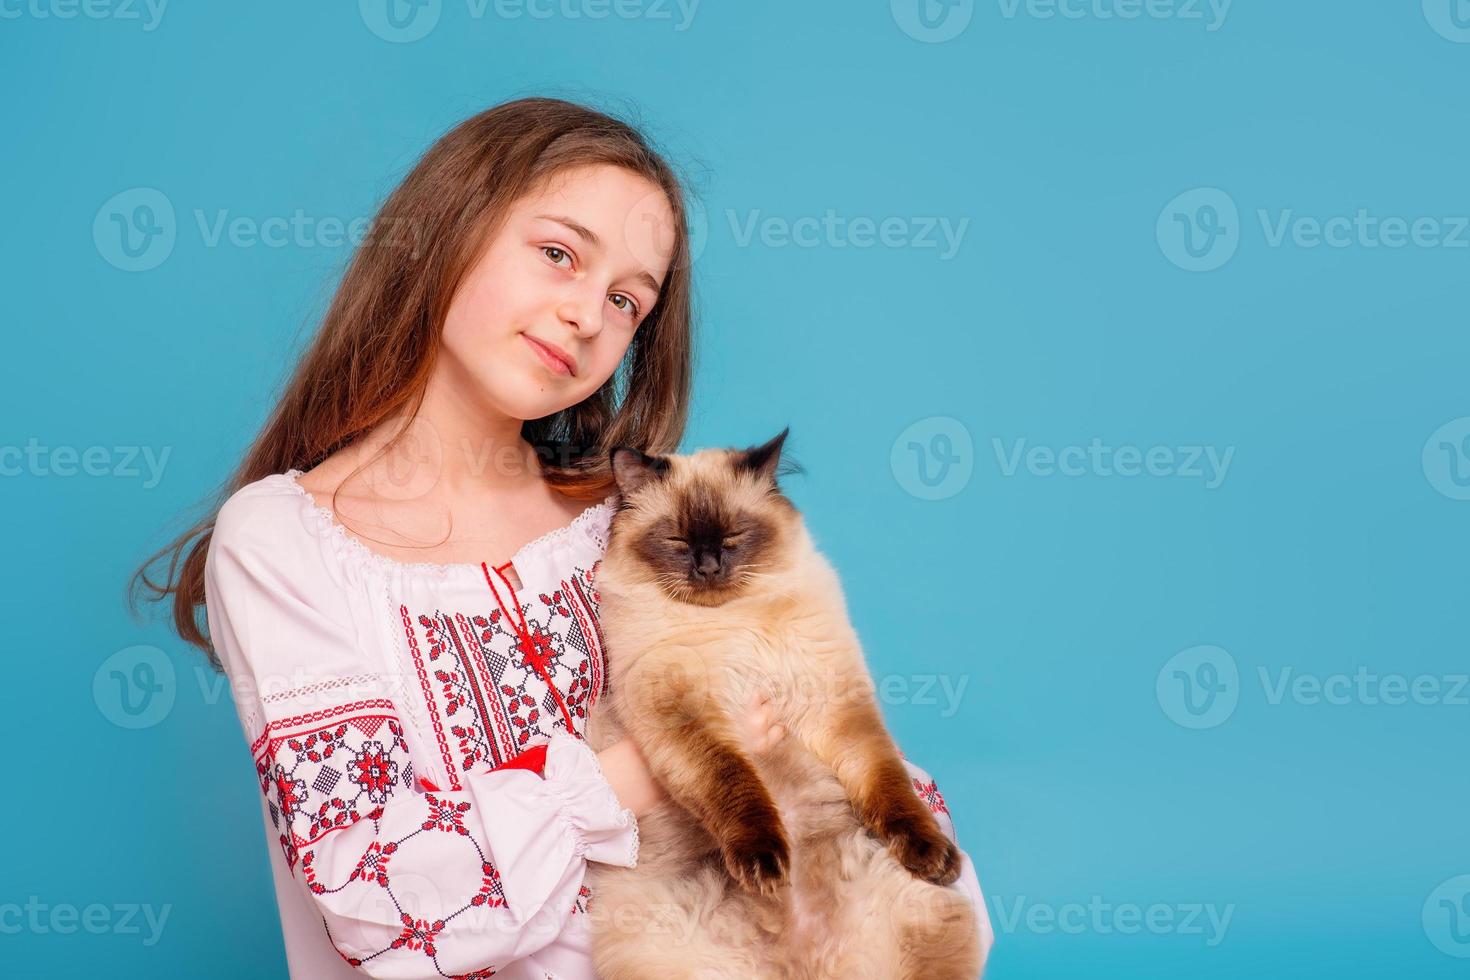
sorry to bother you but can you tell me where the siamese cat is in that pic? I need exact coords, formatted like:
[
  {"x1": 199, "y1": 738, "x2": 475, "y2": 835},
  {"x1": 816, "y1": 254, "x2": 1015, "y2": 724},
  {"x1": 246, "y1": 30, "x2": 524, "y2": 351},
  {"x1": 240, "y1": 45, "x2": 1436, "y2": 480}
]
[{"x1": 583, "y1": 428, "x2": 982, "y2": 980}]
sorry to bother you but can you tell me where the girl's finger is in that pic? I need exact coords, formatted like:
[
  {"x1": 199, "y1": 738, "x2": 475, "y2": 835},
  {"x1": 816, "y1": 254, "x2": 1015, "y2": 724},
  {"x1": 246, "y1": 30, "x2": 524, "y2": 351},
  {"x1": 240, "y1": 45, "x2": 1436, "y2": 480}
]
[{"x1": 749, "y1": 711, "x2": 766, "y2": 739}]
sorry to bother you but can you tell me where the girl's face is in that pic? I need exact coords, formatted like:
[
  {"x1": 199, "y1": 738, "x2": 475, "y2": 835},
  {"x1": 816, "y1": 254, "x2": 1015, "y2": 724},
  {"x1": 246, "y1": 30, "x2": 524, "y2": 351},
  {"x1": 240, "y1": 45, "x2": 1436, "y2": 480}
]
[{"x1": 439, "y1": 163, "x2": 677, "y2": 426}]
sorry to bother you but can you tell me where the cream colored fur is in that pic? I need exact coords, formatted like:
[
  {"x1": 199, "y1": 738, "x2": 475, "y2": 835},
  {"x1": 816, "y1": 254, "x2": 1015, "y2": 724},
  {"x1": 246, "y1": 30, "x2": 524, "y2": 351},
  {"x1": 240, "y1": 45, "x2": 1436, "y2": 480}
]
[{"x1": 584, "y1": 448, "x2": 980, "y2": 979}]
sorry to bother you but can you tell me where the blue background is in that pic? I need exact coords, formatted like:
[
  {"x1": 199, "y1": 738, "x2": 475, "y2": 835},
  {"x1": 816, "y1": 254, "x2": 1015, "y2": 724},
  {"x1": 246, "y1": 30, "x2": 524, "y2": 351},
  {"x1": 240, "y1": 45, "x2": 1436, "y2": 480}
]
[{"x1": 3, "y1": 1, "x2": 1467, "y2": 976}]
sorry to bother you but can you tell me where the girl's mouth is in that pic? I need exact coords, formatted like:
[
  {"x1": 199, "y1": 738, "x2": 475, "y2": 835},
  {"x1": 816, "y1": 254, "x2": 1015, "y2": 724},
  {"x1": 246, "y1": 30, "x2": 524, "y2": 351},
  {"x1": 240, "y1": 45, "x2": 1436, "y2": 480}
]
[{"x1": 522, "y1": 334, "x2": 574, "y2": 376}]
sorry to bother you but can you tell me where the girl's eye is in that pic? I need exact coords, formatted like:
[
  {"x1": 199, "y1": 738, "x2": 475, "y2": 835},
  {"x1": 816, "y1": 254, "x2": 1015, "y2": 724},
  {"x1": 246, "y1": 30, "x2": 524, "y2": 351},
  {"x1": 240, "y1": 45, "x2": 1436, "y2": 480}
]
[
  {"x1": 609, "y1": 294, "x2": 640, "y2": 319},
  {"x1": 541, "y1": 245, "x2": 571, "y2": 267},
  {"x1": 541, "y1": 245, "x2": 639, "y2": 320}
]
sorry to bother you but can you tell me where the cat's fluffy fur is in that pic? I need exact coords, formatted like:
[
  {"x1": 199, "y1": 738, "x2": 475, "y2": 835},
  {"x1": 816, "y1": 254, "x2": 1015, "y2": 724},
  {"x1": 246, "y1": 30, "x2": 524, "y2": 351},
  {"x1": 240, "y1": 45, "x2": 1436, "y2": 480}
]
[{"x1": 583, "y1": 429, "x2": 981, "y2": 979}]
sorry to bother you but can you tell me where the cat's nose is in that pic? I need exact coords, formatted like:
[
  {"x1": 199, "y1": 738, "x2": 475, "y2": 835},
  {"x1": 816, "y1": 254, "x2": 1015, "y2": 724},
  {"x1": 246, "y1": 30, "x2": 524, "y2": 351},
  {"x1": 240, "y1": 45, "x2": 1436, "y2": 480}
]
[{"x1": 693, "y1": 551, "x2": 723, "y2": 580}]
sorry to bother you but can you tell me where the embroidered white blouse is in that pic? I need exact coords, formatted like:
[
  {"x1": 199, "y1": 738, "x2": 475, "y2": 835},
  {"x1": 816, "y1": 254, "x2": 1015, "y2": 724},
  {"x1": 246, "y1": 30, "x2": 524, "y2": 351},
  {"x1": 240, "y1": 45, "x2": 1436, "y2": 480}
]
[{"x1": 203, "y1": 470, "x2": 995, "y2": 979}]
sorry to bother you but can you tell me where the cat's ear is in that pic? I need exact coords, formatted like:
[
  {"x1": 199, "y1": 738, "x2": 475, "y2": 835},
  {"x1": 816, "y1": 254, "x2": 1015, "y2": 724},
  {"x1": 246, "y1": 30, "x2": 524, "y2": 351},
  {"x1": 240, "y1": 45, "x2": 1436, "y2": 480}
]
[
  {"x1": 734, "y1": 426, "x2": 790, "y2": 484},
  {"x1": 609, "y1": 446, "x2": 671, "y2": 497}
]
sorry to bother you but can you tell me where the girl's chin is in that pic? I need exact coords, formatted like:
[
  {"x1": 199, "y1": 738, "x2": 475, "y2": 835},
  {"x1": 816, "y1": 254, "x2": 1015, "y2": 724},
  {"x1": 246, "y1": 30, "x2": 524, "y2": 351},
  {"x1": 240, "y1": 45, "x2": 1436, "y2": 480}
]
[{"x1": 502, "y1": 380, "x2": 582, "y2": 420}]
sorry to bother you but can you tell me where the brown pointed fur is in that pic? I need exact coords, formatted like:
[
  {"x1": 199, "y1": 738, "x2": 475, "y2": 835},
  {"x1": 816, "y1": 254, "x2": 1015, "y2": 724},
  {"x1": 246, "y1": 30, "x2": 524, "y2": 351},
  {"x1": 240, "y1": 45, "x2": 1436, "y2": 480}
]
[{"x1": 583, "y1": 433, "x2": 982, "y2": 979}]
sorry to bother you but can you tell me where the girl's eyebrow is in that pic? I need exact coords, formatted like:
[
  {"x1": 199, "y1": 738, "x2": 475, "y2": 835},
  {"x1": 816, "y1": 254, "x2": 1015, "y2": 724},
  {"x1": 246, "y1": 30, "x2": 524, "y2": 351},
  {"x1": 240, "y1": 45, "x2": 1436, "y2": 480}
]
[
  {"x1": 535, "y1": 212, "x2": 664, "y2": 295},
  {"x1": 537, "y1": 213, "x2": 603, "y2": 247}
]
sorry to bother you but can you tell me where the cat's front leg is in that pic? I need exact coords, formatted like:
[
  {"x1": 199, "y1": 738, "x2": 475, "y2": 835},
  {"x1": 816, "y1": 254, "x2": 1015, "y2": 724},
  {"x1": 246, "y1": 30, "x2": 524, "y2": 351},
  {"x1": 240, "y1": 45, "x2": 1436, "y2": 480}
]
[
  {"x1": 620, "y1": 654, "x2": 790, "y2": 896},
  {"x1": 806, "y1": 693, "x2": 961, "y2": 886}
]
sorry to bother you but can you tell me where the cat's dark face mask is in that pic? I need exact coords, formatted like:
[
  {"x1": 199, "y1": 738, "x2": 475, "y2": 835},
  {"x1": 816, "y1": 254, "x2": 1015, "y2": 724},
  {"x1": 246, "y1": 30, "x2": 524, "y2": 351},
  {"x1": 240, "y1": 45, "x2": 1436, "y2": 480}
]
[{"x1": 608, "y1": 428, "x2": 796, "y2": 606}]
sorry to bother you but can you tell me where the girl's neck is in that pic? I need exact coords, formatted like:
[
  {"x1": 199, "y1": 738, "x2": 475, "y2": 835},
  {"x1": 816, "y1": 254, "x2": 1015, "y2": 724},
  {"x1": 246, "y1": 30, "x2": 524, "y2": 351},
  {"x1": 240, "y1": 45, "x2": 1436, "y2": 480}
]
[{"x1": 357, "y1": 368, "x2": 545, "y2": 498}]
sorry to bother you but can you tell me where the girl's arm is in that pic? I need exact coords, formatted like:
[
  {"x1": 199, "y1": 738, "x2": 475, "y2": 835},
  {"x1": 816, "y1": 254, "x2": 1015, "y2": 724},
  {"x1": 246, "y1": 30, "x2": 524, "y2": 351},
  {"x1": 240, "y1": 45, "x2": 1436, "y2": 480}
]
[{"x1": 205, "y1": 490, "x2": 638, "y2": 979}]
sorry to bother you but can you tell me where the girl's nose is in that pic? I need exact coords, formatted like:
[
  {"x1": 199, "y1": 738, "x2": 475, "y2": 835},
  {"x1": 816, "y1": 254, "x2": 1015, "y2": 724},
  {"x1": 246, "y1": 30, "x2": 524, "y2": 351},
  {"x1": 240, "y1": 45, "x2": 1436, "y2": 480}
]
[{"x1": 557, "y1": 284, "x2": 603, "y2": 337}]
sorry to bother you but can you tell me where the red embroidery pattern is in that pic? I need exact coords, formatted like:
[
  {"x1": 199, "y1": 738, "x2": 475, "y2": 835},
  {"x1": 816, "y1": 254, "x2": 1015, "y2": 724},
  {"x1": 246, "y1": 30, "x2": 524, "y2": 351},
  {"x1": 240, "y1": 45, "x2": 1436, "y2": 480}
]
[
  {"x1": 420, "y1": 609, "x2": 502, "y2": 773},
  {"x1": 249, "y1": 698, "x2": 396, "y2": 759},
  {"x1": 565, "y1": 572, "x2": 605, "y2": 705},
  {"x1": 483, "y1": 563, "x2": 579, "y2": 737},
  {"x1": 401, "y1": 605, "x2": 462, "y2": 791},
  {"x1": 455, "y1": 611, "x2": 516, "y2": 762},
  {"x1": 400, "y1": 562, "x2": 606, "y2": 784},
  {"x1": 253, "y1": 708, "x2": 510, "y2": 976},
  {"x1": 912, "y1": 776, "x2": 950, "y2": 817},
  {"x1": 570, "y1": 884, "x2": 592, "y2": 916},
  {"x1": 256, "y1": 713, "x2": 408, "y2": 852}
]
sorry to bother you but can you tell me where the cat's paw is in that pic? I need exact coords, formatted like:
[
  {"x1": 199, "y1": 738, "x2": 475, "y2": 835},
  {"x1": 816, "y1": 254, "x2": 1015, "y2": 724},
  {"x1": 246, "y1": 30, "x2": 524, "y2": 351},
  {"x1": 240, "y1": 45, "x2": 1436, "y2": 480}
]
[
  {"x1": 720, "y1": 825, "x2": 790, "y2": 897},
  {"x1": 887, "y1": 818, "x2": 962, "y2": 886}
]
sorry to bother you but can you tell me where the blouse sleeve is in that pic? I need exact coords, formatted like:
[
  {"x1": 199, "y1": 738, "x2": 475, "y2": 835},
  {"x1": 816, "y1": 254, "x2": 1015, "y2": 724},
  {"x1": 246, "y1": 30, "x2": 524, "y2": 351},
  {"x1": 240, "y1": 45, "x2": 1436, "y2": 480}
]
[
  {"x1": 902, "y1": 755, "x2": 996, "y2": 977},
  {"x1": 204, "y1": 489, "x2": 639, "y2": 979}
]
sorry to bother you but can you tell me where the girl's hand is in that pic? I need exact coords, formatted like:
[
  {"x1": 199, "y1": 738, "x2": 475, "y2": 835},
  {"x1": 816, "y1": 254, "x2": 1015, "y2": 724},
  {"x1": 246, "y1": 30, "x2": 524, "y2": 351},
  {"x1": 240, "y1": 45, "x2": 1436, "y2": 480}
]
[
  {"x1": 598, "y1": 690, "x2": 787, "y2": 820},
  {"x1": 741, "y1": 688, "x2": 786, "y2": 756},
  {"x1": 597, "y1": 738, "x2": 666, "y2": 819}
]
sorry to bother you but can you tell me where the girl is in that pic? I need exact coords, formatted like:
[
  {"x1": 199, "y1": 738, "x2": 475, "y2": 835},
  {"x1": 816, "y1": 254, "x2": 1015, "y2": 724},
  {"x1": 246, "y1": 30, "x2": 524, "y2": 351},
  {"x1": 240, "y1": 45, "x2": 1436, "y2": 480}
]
[{"x1": 135, "y1": 97, "x2": 993, "y2": 979}]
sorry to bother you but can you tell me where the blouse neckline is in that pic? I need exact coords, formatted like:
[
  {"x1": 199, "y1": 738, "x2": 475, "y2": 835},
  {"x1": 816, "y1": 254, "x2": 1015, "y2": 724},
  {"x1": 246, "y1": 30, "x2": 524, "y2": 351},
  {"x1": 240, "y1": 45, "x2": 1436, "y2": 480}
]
[{"x1": 278, "y1": 468, "x2": 617, "y2": 584}]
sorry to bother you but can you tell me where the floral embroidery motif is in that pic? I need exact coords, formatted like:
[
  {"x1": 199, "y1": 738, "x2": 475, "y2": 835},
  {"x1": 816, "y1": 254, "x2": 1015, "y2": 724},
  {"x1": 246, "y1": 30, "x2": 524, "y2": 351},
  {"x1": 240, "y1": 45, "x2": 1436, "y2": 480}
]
[
  {"x1": 351, "y1": 741, "x2": 400, "y2": 804},
  {"x1": 392, "y1": 915, "x2": 443, "y2": 955},
  {"x1": 251, "y1": 703, "x2": 510, "y2": 976},
  {"x1": 423, "y1": 794, "x2": 473, "y2": 835},
  {"x1": 257, "y1": 713, "x2": 405, "y2": 846},
  {"x1": 912, "y1": 776, "x2": 950, "y2": 817},
  {"x1": 473, "y1": 862, "x2": 504, "y2": 908},
  {"x1": 351, "y1": 841, "x2": 395, "y2": 887}
]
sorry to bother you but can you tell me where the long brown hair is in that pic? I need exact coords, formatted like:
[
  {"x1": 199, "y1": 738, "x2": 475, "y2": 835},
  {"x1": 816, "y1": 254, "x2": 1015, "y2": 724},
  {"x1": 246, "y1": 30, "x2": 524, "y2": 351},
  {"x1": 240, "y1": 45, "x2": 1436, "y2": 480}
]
[{"x1": 130, "y1": 96, "x2": 698, "y2": 668}]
